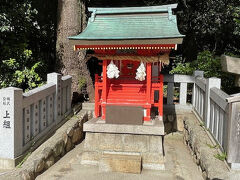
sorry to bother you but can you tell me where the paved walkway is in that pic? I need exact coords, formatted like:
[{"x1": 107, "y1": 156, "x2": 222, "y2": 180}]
[{"x1": 37, "y1": 132, "x2": 203, "y2": 180}]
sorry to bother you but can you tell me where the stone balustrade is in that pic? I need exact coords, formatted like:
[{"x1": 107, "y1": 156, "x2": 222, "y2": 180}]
[
  {"x1": 164, "y1": 71, "x2": 240, "y2": 169},
  {"x1": 0, "y1": 73, "x2": 72, "y2": 169}
]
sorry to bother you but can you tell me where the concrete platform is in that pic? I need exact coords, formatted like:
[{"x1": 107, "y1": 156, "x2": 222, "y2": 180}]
[{"x1": 83, "y1": 118, "x2": 164, "y2": 135}]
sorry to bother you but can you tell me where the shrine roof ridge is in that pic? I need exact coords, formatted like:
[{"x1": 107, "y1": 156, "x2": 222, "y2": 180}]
[{"x1": 88, "y1": 4, "x2": 178, "y2": 14}]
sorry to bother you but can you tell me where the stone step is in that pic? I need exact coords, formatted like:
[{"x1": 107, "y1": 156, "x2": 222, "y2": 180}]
[
  {"x1": 84, "y1": 118, "x2": 164, "y2": 135},
  {"x1": 99, "y1": 151, "x2": 141, "y2": 174}
]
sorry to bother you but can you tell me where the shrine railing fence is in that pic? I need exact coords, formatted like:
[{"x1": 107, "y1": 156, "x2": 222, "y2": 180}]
[
  {"x1": 165, "y1": 70, "x2": 240, "y2": 169},
  {"x1": 163, "y1": 74, "x2": 194, "y2": 110},
  {"x1": 0, "y1": 73, "x2": 72, "y2": 168}
]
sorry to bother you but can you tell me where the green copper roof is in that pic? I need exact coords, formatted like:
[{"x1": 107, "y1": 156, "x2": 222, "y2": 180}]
[{"x1": 69, "y1": 4, "x2": 184, "y2": 42}]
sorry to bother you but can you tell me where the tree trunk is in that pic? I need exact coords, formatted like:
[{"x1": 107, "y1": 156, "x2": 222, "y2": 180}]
[{"x1": 56, "y1": 0, "x2": 95, "y2": 102}]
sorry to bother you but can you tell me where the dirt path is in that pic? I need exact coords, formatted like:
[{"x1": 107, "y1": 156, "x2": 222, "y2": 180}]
[{"x1": 37, "y1": 132, "x2": 203, "y2": 180}]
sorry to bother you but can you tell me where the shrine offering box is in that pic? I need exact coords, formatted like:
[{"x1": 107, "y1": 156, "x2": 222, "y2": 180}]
[{"x1": 106, "y1": 106, "x2": 143, "y2": 125}]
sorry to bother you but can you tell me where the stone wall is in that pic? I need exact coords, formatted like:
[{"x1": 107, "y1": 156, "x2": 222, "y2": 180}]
[
  {"x1": 2, "y1": 109, "x2": 93, "y2": 180},
  {"x1": 183, "y1": 113, "x2": 229, "y2": 179}
]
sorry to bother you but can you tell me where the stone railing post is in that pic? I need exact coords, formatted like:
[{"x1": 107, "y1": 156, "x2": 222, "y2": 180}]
[
  {"x1": 66, "y1": 82, "x2": 72, "y2": 112},
  {"x1": 192, "y1": 70, "x2": 204, "y2": 107},
  {"x1": 63, "y1": 75, "x2": 72, "y2": 114},
  {"x1": 204, "y1": 77, "x2": 221, "y2": 128},
  {"x1": 47, "y1": 73, "x2": 62, "y2": 124},
  {"x1": 0, "y1": 87, "x2": 23, "y2": 168},
  {"x1": 226, "y1": 95, "x2": 240, "y2": 169}
]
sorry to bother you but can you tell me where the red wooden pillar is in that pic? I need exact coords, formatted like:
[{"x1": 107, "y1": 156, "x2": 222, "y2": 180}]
[
  {"x1": 102, "y1": 59, "x2": 107, "y2": 120},
  {"x1": 159, "y1": 74, "x2": 164, "y2": 119},
  {"x1": 95, "y1": 74, "x2": 99, "y2": 117},
  {"x1": 145, "y1": 62, "x2": 152, "y2": 121}
]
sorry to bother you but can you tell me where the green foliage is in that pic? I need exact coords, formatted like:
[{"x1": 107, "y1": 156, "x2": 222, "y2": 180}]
[
  {"x1": 214, "y1": 152, "x2": 227, "y2": 161},
  {"x1": 199, "y1": 122, "x2": 205, "y2": 128},
  {"x1": 192, "y1": 51, "x2": 222, "y2": 78},
  {"x1": 15, "y1": 62, "x2": 43, "y2": 90},
  {"x1": 0, "y1": 0, "x2": 57, "y2": 89},
  {"x1": 163, "y1": 85, "x2": 167, "y2": 97},
  {"x1": 170, "y1": 51, "x2": 220, "y2": 77},
  {"x1": 78, "y1": 76, "x2": 87, "y2": 90},
  {"x1": 170, "y1": 51, "x2": 235, "y2": 93},
  {"x1": 16, "y1": 152, "x2": 31, "y2": 168},
  {"x1": 233, "y1": 7, "x2": 240, "y2": 36},
  {"x1": 223, "y1": 5, "x2": 240, "y2": 55},
  {"x1": 178, "y1": 1, "x2": 240, "y2": 57},
  {"x1": 206, "y1": 143, "x2": 219, "y2": 149},
  {"x1": 0, "y1": 50, "x2": 43, "y2": 91},
  {"x1": 170, "y1": 62, "x2": 193, "y2": 75}
]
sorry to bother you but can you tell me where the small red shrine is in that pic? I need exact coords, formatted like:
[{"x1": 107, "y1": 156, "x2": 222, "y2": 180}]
[{"x1": 69, "y1": 4, "x2": 184, "y2": 124}]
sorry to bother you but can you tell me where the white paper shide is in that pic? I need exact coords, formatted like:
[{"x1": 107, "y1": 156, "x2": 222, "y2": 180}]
[
  {"x1": 107, "y1": 60, "x2": 120, "y2": 79},
  {"x1": 135, "y1": 62, "x2": 146, "y2": 81}
]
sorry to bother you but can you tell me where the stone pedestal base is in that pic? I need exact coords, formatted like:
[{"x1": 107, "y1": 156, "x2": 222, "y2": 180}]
[
  {"x1": 81, "y1": 132, "x2": 165, "y2": 172},
  {"x1": 100, "y1": 151, "x2": 142, "y2": 174}
]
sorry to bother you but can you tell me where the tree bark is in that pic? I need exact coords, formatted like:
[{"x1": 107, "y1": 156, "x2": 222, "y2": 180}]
[{"x1": 56, "y1": 0, "x2": 95, "y2": 102}]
